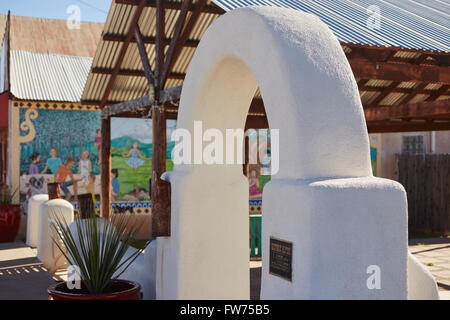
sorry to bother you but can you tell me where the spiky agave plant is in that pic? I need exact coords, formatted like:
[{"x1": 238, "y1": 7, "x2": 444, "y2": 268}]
[{"x1": 50, "y1": 204, "x2": 148, "y2": 294}]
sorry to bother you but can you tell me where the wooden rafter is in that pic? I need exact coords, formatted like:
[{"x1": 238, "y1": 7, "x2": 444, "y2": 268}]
[
  {"x1": 115, "y1": 0, "x2": 224, "y2": 14},
  {"x1": 91, "y1": 67, "x2": 185, "y2": 79},
  {"x1": 103, "y1": 33, "x2": 200, "y2": 47},
  {"x1": 359, "y1": 85, "x2": 439, "y2": 95},
  {"x1": 155, "y1": 0, "x2": 165, "y2": 95},
  {"x1": 103, "y1": 85, "x2": 182, "y2": 118},
  {"x1": 100, "y1": 0, "x2": 147, "y2": 107},
  {"x1": 396, "y1": 82, "x2": 428, "y2": 106},
  {"x1": 349, "y1": 59, "x2": 450, "y2": 83},
  {"x1": 425, "y1": 84, "x2": 450, "y2": 102},
  {"x1": 159, "y1": 0, "x2": 192, "y2": 90},
  {"x1": 367, "y1": 81, "x2": 401, "y2": 107},
  {"x1": 367, "y1": 120, "x2": 450, "y2": 133},
  {"x1": 364, "y1": 99, "x2": 450, "y2": 122},
  {"x1": 134, "y1": 23, "x2": 155, "y2": 88}
]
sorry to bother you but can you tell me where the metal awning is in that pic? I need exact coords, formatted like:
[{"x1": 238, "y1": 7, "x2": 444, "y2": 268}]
[{"x1": 81, "y1": 0, "x2": 450, "y2": 133}]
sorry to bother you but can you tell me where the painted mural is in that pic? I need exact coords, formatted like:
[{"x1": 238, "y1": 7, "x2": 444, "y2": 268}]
[
  {"x1": 246, "y1": 129, "x2": 271, "y2": 201},
  {"x1": 110, "y1": 117, "x2": 176, "y2": 201},
  {"x1": 18, "y1": 109, "x2": 176, "y2": 211},
  {"x1": 370, "y1": 134, "x2": 379, "y2": 176},
  {"x1": 19, "y1": 108, "x2": 102, "y2": 207}
]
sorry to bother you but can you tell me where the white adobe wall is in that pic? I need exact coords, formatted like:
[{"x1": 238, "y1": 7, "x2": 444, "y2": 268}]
[
  {"x1": 407, "y1": 252, "x2": 440, "y2": 300},
  {"x1": 156, "y1": 6, "x2": 413, "y2": 299}
]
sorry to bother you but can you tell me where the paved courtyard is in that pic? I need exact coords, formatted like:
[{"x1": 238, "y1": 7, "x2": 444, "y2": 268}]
[
  {"x1": 0, "y1": 239, "x2": 449, "y2": 299},
  {"x1": 409, "y1": 238, "x2": 450, "y2": 293}
]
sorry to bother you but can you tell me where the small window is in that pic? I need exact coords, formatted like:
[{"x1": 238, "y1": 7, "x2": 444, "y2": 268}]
[{"x1": 402, "y1": 135, "x2": 424, "y2": 155}]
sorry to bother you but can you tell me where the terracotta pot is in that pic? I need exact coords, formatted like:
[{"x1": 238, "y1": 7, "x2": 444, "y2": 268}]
[
  {"x1": 0, "y1": 205, "x2": 21, "y2": 242},
  {"x1": 48, "y1": 279, "x2": 141, "y2": 300}
]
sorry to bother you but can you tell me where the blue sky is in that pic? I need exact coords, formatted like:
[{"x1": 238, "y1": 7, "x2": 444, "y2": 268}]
[{"x1": 0, "y1": 0, "x2": 111, "y2": 23}]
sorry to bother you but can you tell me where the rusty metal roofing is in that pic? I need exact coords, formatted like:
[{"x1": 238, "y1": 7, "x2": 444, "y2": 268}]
[
  {"x1": 1, "y1": 14, "x2": 104, "y2": 102},
  {"x1": 7, "y1": 14, "x2": 104, "y2": 57}
]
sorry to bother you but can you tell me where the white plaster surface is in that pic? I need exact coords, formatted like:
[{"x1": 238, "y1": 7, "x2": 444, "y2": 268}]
[
  {"x1": 261, "y1": 177, "x2": 407, "y2": 299},
  {"x1": 407, "y1": 252, "x2": 439, "y2": 300},
  {"x1": 156, "y1": 6, "x2": 408, "y2": 299},
  {"x1": 26, "y1": 194, "x2": 49, "y2": 247},
  {"x1": 37, "y1": 199, "x2": 73, "y2": 270},
  {"x1": 119, "y1": 241, "x2": 157, "y2": 300}
]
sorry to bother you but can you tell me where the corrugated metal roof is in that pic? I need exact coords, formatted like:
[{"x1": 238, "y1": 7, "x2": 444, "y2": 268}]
[
  {"x1": 81, "y1": 0, "x2": 450, "y2": 106},
  {"x1": 2, "y1": 14, "x2": 104, "y2": 102},
  {"x1": 82, "y1": 0, "x2": 218, "y2": 104},
  {"x1": 213, "y1": 0, "x2": 450, "y2": 52},
  {"x1": 10, "y1": 50, "x2": 93, "y2": 102}
]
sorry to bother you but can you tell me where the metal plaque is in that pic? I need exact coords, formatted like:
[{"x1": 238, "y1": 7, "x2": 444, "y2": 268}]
[{"x1": 269, "y1": 237, "x2": 293, "y2": 281}]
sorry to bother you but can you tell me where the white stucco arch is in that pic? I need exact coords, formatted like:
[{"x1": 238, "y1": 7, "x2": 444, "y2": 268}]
[{"x1": 157, "y1": 7, "x2": 409, "y2": 299}]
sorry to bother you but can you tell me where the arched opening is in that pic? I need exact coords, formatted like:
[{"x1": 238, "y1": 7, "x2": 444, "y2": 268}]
[
  {"x1": 156, "y1": 7, "x2": 407, "y2": 300},
  {"x1": 243, "y1": 96, "x2": 270, "y2": 300}
]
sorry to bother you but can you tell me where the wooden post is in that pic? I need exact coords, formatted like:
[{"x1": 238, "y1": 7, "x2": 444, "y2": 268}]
[
  {"x1": 100, "y1": 117, "x2": 111, "y2": 219},
  {"x1": 151, "y1": 0, "x2": 170, "y2": 237},
  {"x1": 151, "y1": 104, "x2": 170, "y2": 236}
]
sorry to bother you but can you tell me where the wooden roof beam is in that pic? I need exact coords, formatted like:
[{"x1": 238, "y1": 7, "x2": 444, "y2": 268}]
[
  {"x1": 425, "y1": 84, "x2": 450, "y2": 102},
  {"x1": 358, "y1": 85, "x2": 441, "y2": 95},
  {"x1": 367, "y1": 120, "x2": 450, "y2": 133},
  {"x1": 102, "y1": 85, "x2": 182, "y2": 118},
  {"x1": 100, "y1": 0, "x2": 147, "y2": 107},
  {"x1": 367, "y1": 81, "x2": 401, "y2": 107},
  {"x1": 396, "y1": 82, "x2": 428, "y2": 106},
  {"x1": 115, "y1": 0, "x2": 224, "y2": 15},
  {"x1": 134, "y1": 23, "x2": 156, "y2": 89},
  {"x1": 160, "y1": 0, "x2": 207, "y2": 90},
  {"x1": 364, "y1": 99, "x2": 450, "y2": 122},
  {"x1": 103, "y1": 34, "x2": 200, "y2": 47},
  {"x1": 91, "y1": 67, "x2": 185, "y2": 79},
  {"x1": 159, "y1": 0, "x2": 192, "y2": 91},
  {"x1": 349, "y1": 58, "x2": 450, "y2": 83}
]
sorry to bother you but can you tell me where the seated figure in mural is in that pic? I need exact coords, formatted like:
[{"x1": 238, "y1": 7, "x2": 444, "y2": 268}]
[
  {"x1": 28, "y1": 152, "x2": 40, "y2": 175},
  {"x1": 41, "y1": 147, "x2": 62, "y2": 174},
  {"x1": 249, "y1": 169, "x2": 263, "y2": 199},
  {"x1": 122, "y1": 186, "x2": 148, "y2": 201},
  {"x1": 123, "y1": 141, "x2": 145, "y2": 170},
  {"x1": 55, "y1": 157, "x2": 81, "y2": 201},
  {"x1": 111, "y1": 169, "x2": 120, "y2": 201},
  {"x1": 78, "y1": 150, "x2": 92, "y2": 183}
]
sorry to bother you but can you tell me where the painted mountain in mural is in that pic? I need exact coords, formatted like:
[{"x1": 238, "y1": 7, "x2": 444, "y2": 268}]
[{"x1": 111, "y1": 136, "x2": 175, "y2": 159}]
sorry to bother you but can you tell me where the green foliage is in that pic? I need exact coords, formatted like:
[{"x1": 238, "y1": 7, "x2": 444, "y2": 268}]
[
  {"x1": 258, "y1": 175, "x2": 271, "y2": 191},
  {"x1": 111, "y1": 157, "x2": 173, "y2": 197},
  {"x1": 50, "y1": 208, "x2": 149, "y2": 294}
]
